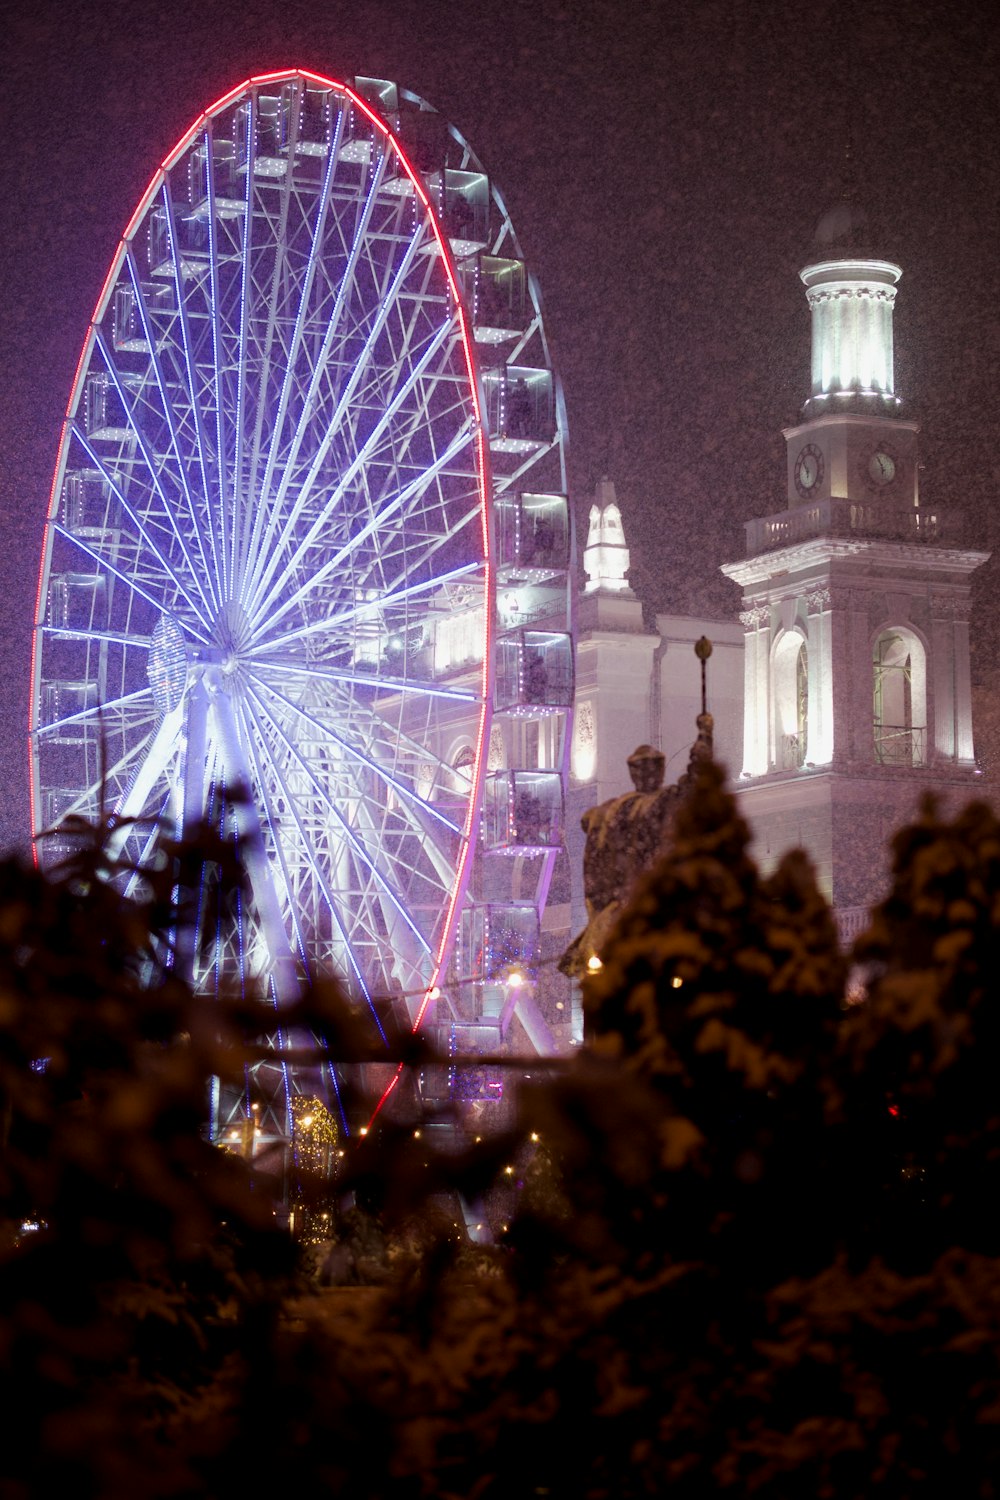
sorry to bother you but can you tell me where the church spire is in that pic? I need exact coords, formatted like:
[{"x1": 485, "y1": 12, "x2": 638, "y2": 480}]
[{"x1": 583, "y1": 477, "x2": 632, "y2": 594}]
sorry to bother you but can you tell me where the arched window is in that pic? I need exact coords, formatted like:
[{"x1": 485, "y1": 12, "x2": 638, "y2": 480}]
[
  {"x1": 873, "y1": 629, "x2": 927, "y2": 766},
  {"x1": 451, "y1": 744, "x2": 476, "y2": 791},
  {"x1": 773, "y1": 630, "x2": 808, "y2": 769}
]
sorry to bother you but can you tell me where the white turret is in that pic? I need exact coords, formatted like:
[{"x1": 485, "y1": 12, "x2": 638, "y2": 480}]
[
  {"x1": 800, "y1": 257, "x2": 902, "y2": 419},
  {"x1": 583, "y1": 478, "x2": 631, "y2": 594}
]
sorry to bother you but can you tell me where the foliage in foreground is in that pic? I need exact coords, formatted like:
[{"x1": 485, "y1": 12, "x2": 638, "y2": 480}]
[{"x1": 3, "y1": 772, "x2": 1000, "y2": 1497}]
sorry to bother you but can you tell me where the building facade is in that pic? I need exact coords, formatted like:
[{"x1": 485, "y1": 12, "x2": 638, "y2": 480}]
[
  {"x1": 724, "y1": 236, "x2": 987, "y2": 933},
  {"x1": 561, "y1": 227, "x2": 988, "y2": 973}
]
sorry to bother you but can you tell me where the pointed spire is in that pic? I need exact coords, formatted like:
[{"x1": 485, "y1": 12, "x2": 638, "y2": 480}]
[{"x1": 583, "y1": 477, "x2": 632, "y2": 594}]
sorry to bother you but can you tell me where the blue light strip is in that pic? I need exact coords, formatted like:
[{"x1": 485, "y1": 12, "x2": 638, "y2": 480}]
[
  {"x1": 161, "y1": 179, "x2": 224, "y2": 610},
  {"x1": 251, "y1": 555, "x2": 482, "y2": 654},
  {"x1": 241, "y1": 688, "x2": 431, "y2": 958},
  {"x1": 243, "y1": 218, "x2": 434, "y2": 617},
  {"x1": 33, "y1": 684, "x2": 153, "y2": 737},
  {"x1": 249, "y1": 101, "x2": 346, "y2": 587},
  {"x1": 124, "y1": 247, "x2": 221, "y2": 606},
  {"x1": 71, "y1": 408, "x2": 213, "y2": 626},
  {"x1": 241, "y1": 691, "x2": 388, "y2": 1040},
  {"x1": 247, "y1": 672, "x2": 460, "y2": 834},
  {"x1": 231, "y1": 94, "x2": 256, "y2": 590},
  {"x1": 252, "y1": 659, "x2": 477, "y2": 702},
  {"x1": 52, "y1": 524, "x2": 212, "y2": 645},
  {"x1": 234, "y1": 703, "x2": 314, "y2": 990},
  {"x1": 203, "y1": 127, "x2": 230, "y2": 602},
  {"x1": 269, "y1": 973, "x2": 293, "y2": 1141},
  {"x1": 246, "y1": 418, "x2": 475, "y2": 642},
  {"x1": 326, "y1": 1060, "x2": 350, "y2": 1138},
  {"x1": 39, "y1": 626, "x2": 150, "y2": 648},
  {"x1": 238, "y1": 152, "x2": 393, "y2": 599}
]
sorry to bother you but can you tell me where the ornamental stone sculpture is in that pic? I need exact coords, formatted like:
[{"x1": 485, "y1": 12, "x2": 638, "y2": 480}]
[{"x1": 560, "y1": 639, "x2": 715, "y2": 979}]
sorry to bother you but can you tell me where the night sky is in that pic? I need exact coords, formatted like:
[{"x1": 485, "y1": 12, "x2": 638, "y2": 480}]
[{"x1": 3, "y1": 0, "x2": 999, "y2": 856}]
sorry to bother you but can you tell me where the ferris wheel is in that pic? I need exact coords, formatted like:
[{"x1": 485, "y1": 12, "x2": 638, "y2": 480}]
[{"x1": 30, "y1": 70, "x2": 573, "y2": 1140}]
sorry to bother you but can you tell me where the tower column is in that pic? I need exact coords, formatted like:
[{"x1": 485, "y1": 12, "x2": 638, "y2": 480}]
[
  {"x1": 954, "y1": 614, "x2": 975, "y2": 764},
  {"x1": 825, "y1": 593, "x2": 854, "y2": 766},
  {"x1": 805, "y1": 588, "x2": 832, "y2": 765},
  {"x1": 931, "y1": 595, "x2": 957, "y2": 762},
  {"x1": 846, "y1": 590, "x2": 874, "y2": 765},
  {"x1": 739, "y1": 604, "x2": 770, "y2": 776}
]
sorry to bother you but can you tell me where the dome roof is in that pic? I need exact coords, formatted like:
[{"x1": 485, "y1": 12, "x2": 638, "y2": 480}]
[{"x1": 810, "y1": 197, "x2": 888, "y2": 259}]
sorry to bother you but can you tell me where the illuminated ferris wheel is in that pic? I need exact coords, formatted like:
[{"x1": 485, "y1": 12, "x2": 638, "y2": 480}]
[{"x1": 30, "y1": 70, "x2": 573, "y2": 1139}]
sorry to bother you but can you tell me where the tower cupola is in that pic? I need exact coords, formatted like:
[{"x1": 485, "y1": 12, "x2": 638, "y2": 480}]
[{"x1": 800, "y1": 256, "x2": 902, "y2": 420}]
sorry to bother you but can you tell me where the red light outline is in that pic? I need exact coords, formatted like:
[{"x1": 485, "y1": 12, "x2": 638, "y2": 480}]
[
  {"x1": 28, "y1": 71, "x2": 496, "y2": 1100},
  {"x1": 342, "y1": 75, "x2": 494, "y2": 1124}
]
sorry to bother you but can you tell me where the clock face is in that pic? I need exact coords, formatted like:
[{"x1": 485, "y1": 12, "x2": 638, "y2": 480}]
[
  {"x1": 794, "y1": 443, "x2": 824, "y2": 499},
  {"x1": 864, "y1": 446, "x2": 898, "y2": 488}
]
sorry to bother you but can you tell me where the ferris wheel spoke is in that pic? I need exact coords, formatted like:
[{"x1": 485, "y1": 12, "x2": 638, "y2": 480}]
[
  {"x1": 38, "y1": 712, "x2": 177, "y2": 849},
  {"x1": 33, "y1": 684, "x2": 155, "y2": 738},
  {"x1": 240, "y1": 691, "x2": 433, "y2": 957},
  {"x1": 231, "y1": 95, "x2": 256, "y2": 589},
  {"x1": 244, "y1": 117, "x2": 303, "y2": 541},
  {"x1": 244, "y1": 688, "x2": 461, "y2": 908},
  {"x1": 240, "y1": 699, "x2": 396, "y2": 981},
  {"x1": 40, "y1": 625, "x2": 152, "y2": 650},
  {"x1": 247, "y1": 319, "x2": 464, "y2": 626},
  {"x1": 252, "y1": 657, "x2": 477, "y2": 703},
  {"x1": 203, "y1": 130, "x2": 231, "y2": 601},
  {"x1": 252, "y1": 104, "x2": 347, "y2": 565},
  {"x1": 161, "y1": 180, "x2": 225, "y2": 603},
  {"x1": 283, "y1": 306, "x2": 458, "y2": 575},
  {"x1": 243, "y1": 207, "x2": 428, "y2": 603},
  {"x1": 248, "y1": 416, "x2": 474, "y2": 632},
  {"x1": 71, "y1": 409, "x2": 214, "y2": 626},
  {"x1": 245, "y1": 675, "x2": 461, "y2": 835},
  {"x1": 252, "y1": 553, "x2": 481, "y2": 657},
  {"x1": 53, "y1": 525, "x2": 212, "y2": 646},
  {"x1": 222, "y1": 729, "x2": 313, "y2": 990},
  {"x1": 123, "y1": 249, "x2": 223, "y2": 601},
  {"x1": 238, "y1": 150, "x2": 392, "y2": 589},
  {"x1": 237, "y1": 694, "x2": 388, "y2": 1034}
]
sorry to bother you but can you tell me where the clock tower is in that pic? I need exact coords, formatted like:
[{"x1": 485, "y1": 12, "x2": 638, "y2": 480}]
[
  {"x1": 784, "y1": 255, "x2": 919, "y2": 517},
  {"x1": 723, "y1": 213, "x2": 989, "y2": 930}
]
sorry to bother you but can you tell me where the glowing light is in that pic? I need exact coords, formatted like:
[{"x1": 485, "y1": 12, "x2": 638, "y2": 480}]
[
  {"x1": 587, "y1": 954, "x2": 603, "y2": 973},
  {"x1": 507, "y1": 967, "x2": 526, "y2": 989},
  {"x1": 671, "y1": 976, "x2": 683, "y2": 989},
  {"x1": 530, "y1": 1132, "x2": 540, "y2": 1143}
]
